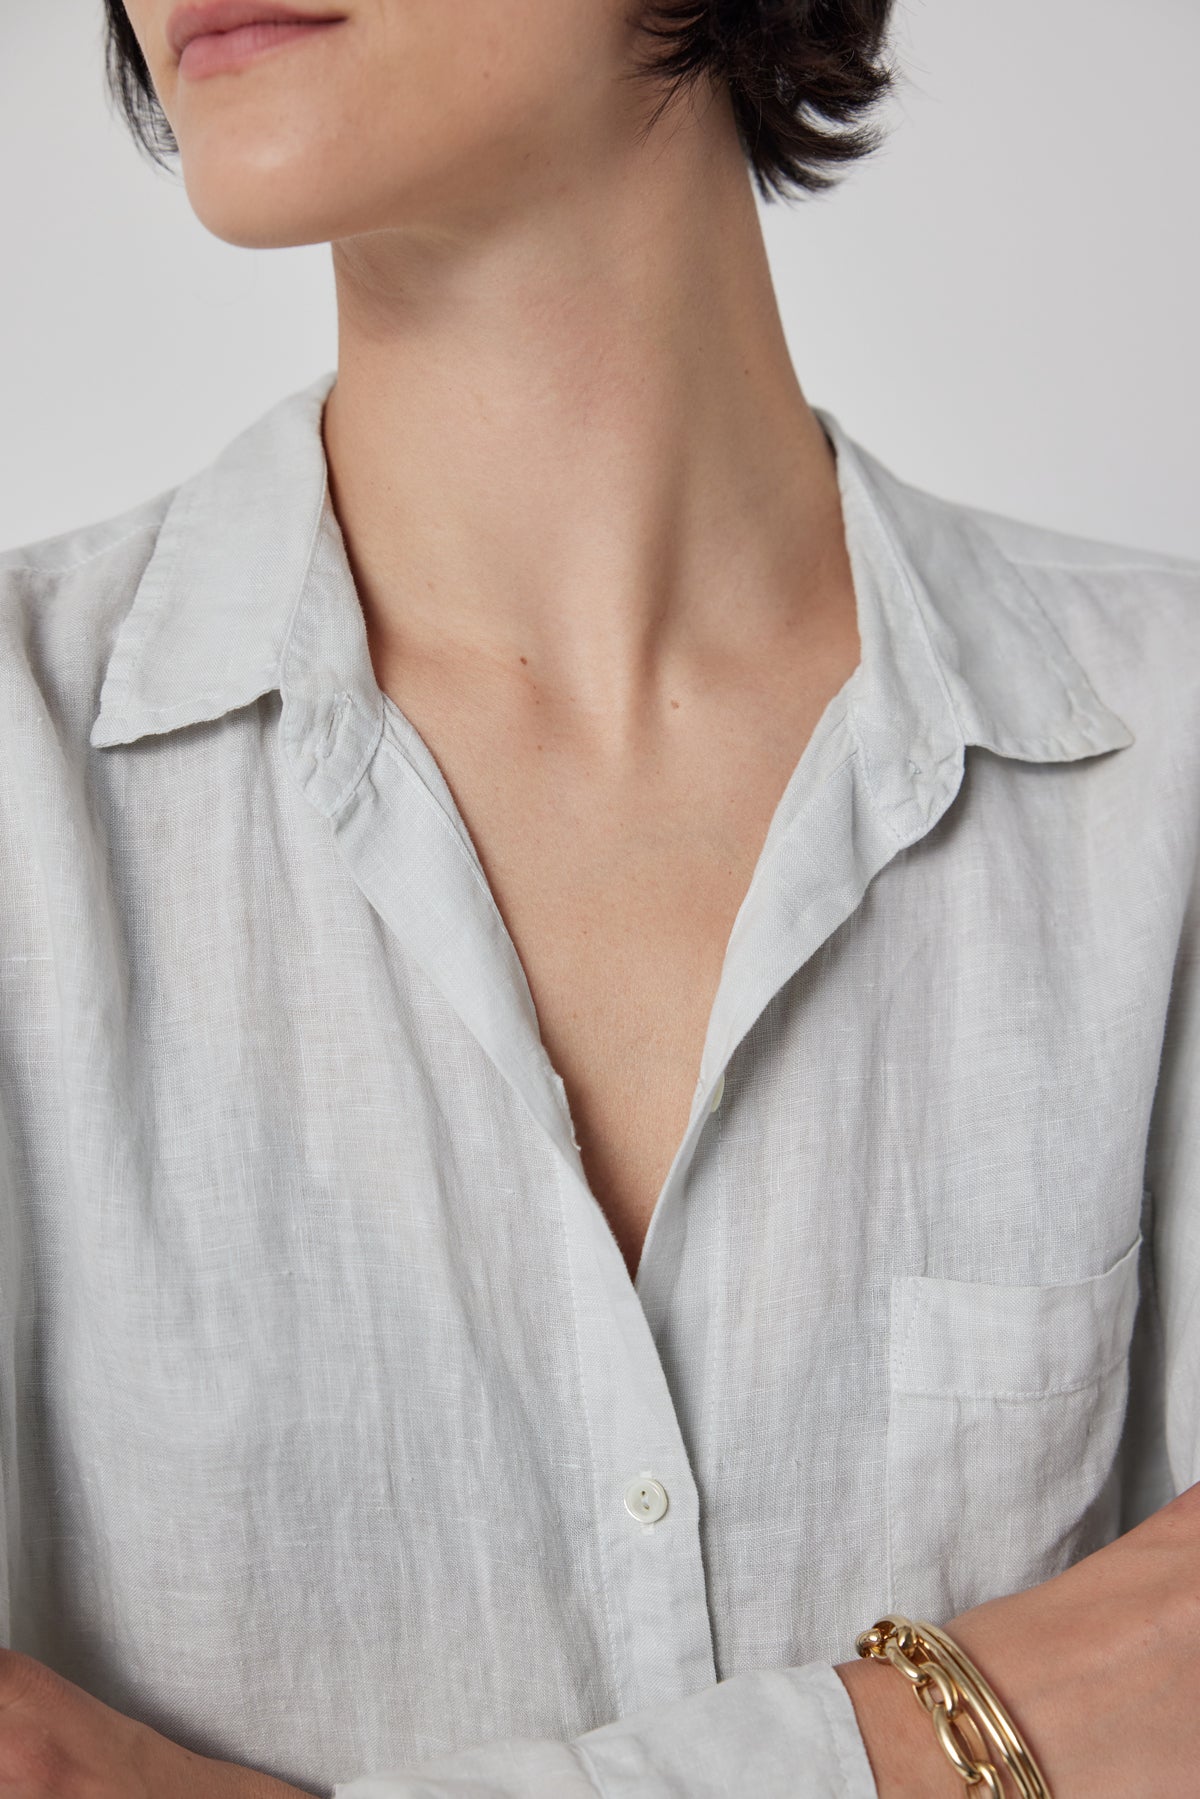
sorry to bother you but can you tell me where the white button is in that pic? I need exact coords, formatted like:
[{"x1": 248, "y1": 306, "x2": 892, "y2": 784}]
[
  {"x1": 624, "y1": 1475, "x2": 669, "y2": 1524},
  {"x1": 709, "y1": 1070, "x2": 725, "y2": 1114}
]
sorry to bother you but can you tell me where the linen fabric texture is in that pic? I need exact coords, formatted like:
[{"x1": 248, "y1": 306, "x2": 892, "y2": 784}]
[{"x1": 0, "y1": 370, "x2": 1197, "y2": 1797}]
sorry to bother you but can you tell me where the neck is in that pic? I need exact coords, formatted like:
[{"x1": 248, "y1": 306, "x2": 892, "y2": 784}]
[{"x1": 320, "y1": 86, "x2": 845, "y2": 740}]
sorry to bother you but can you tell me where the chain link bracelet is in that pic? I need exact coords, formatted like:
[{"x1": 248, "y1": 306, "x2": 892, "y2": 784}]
[{"x1": 855, "y1": 1614, "x2": 1053, "y2": 1797}]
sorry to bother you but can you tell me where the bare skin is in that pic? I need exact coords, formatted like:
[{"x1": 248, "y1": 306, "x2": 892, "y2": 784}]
[
  {"x1": 835, "y1": 1476, "x2": 1200, "y2": 1797},
  {"x1": 77, "y1": 3, "x2": 1192, "y2": 1793},
  {"x1": 328, "y1": 408, "x2": 861, "y2": 1283},
  {"x1": 10, "y1": 1478, "x2": 1200, "y2": 1798},
  {"x1": 131, "y1": 9, "x2": 867, "y2": 1280},
  {"x1": 305, "y1": 11, "x2": 866, "y2": 1284}
]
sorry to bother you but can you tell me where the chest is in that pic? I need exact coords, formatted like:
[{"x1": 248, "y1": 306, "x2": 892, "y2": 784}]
[
  {"x1": 13, "y1": 712, "x2": 1163, "y2": 1750},
  {"x1": 15, "y1": 752, "x2": 1158, "y2": 1740},
  {"x1": 374, "y1": 663, "x2": 860, "y2": 1279},
  {"x1": 457, "y1": 780, "x2": 758, "y2": 1281}
]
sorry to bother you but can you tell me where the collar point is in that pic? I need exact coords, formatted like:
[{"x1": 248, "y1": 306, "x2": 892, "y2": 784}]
[
  {"x1": 973, "y1": 714, "x2": 1135, "y2": 763},
  {"x1": 90, "y1": 709, "x2": 130, "y2": 750}
]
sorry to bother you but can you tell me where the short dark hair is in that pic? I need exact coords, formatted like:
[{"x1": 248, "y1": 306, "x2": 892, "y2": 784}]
[{"x1": 102, "y1": 0, "x2": 897, "y2": 202}]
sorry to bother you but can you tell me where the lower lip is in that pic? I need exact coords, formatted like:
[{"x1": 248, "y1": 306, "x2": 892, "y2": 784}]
[{"x1": 178, "y1": 18, "x2": 344, "y2": 79}]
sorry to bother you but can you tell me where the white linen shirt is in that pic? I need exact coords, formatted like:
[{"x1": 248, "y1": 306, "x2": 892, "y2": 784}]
[{"x1": 1, "y1": 369, "x2": 1199, "y2": 1798}]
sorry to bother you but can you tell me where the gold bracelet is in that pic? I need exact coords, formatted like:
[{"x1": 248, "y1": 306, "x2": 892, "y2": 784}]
[{"x1": 855, "y1": 1614, "x2": 1053, "y2": 1798}]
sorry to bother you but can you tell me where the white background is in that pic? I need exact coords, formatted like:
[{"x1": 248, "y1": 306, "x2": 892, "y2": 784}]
[{"x1": 2, "y1": 0, "x2": 1197, "y2": 556}]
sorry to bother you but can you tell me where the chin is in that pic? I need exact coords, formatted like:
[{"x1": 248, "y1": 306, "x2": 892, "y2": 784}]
[
  {"x1": 185, "y1": 194, "x2": 335, "y2": 250},
  {"x1": 179, "y1": 150, "x2": 358, "y2": 250}
]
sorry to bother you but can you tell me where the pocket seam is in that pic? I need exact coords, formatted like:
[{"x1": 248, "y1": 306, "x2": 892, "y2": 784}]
[
  {"x1": 889, "y1": 1231, "x2": 1143, "y2": 1401},
  {"x1": 889, "y1": 1349, "x2": 1133, "y2": 1404}
]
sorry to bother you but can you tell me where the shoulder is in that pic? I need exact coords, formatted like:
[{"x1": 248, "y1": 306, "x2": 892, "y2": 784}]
[
  {"x1": 952, "y1": 495, "x2": 1200, "y2": 715},
  {"x1": 905, "y1": 477, "x2": 1200, "y2": 620},
  {"x1": 960, "y1": 494, "x2": 1200, "y2": 616},
  {"x1": 864, "y1": 442, "x2": 1200, "y2": 592},
  {"x1": 0, "y1": 486, "x2": 177, "y2": 738},
  {"x1": 0, "y1": 484, "x2": 175, "y2": 582},
  {"x1": 841, "y1": 425, "x2": 1200, "y2": 636},
  {"x1": 841, "y1": 430, "x2": 1200, "y2": 797},
  {"x1": 868, "y1": 453, "x2": 1200, "y2": 695},
  {"x1": 0, "y1": 484, "x2": 175, "y2": 609}
]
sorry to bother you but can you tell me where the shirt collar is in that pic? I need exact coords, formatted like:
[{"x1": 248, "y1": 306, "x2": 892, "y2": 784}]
[
  {"x1": 91, "y1": 370, "x2": 340, "y2": 754},
  {"x1": 90, "y1": 370, "x2": 1134, "y2": 814}
]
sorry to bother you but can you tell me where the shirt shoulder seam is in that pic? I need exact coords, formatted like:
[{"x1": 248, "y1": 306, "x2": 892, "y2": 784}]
[
  {"x1": 0, "y1": 519, "x2": 162, "y2": 579},
  {"x1": 1002, "y1": 555, "x2": 1200, "y2": 577}
]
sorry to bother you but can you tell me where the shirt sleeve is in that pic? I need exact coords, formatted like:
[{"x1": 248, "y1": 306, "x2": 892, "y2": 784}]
[
  {"x1": 330, "y1": 1661, "x2": 877, "y2": 1798},
  {"x1": 1148, "y1": 858, "x2": 1200, "y2": 1495}
]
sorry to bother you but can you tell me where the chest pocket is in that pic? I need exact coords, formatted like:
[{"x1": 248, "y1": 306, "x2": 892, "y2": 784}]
[{"x1": 885, "y1": 1226, "x2": 1144, "y2": 1622}]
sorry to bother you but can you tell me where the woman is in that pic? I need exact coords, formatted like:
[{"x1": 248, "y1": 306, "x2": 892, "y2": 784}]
[{"x1": 0, "y1": 2, "x2": 1197, "y2": 1795}]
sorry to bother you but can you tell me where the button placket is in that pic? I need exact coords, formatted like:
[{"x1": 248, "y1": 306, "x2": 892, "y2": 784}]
[{"x1": 550, "y1": 1164, "x2": 716, "y2": 1717}]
